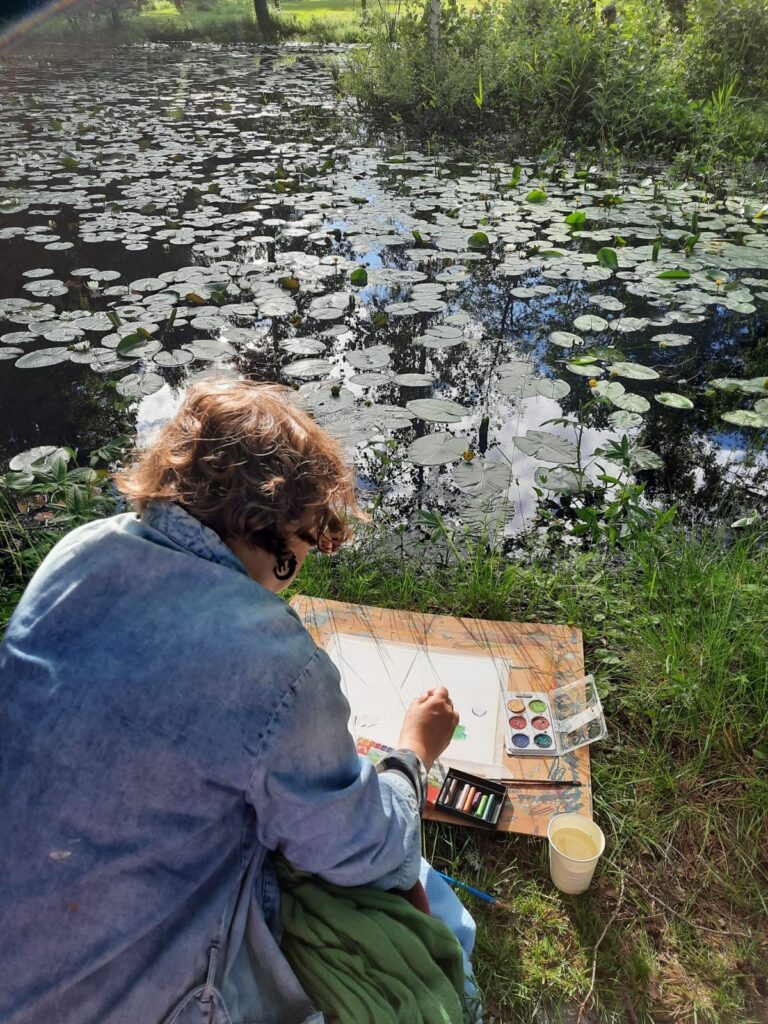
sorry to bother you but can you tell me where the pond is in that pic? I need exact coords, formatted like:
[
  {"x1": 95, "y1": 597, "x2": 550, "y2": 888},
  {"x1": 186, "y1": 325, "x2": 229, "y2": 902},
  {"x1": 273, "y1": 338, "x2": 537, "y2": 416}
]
[{"x1": 1, "y1": 43, "x2": 767, "y2": 540}]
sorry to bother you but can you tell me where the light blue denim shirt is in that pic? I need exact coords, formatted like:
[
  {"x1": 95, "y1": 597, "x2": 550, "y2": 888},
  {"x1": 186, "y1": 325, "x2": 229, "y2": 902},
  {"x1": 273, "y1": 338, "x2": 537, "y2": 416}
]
[{"x1": 0, "y1": 501, "x2": 422, "y2": 1024}]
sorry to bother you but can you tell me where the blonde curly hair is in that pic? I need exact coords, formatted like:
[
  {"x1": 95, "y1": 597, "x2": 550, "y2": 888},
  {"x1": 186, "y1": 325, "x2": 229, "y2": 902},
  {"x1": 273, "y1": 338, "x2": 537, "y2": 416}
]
[{"x1": 114, "y1": 379, "x2": 360, "y2": 555}]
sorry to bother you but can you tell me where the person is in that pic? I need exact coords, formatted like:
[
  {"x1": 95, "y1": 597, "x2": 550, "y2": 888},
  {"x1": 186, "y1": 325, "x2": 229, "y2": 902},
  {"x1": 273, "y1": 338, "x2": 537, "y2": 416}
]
[{"x1": 0, "y1": 380, "x2": 478, "y2": 1024}]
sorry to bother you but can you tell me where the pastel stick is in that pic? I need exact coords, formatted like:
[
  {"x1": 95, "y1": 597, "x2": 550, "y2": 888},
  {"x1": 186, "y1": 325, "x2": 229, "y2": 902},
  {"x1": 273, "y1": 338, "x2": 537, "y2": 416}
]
[
  {"x1": 482, "y1": 795, "x2": 497, "y2": 821},
  {"x1": 453, "y1": 783, "x2": 469, "y2": 809}
]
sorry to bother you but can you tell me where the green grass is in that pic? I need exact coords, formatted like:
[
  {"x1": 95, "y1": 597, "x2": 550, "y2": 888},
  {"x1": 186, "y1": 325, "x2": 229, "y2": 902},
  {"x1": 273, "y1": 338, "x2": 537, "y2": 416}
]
[
  {"x1": 293, "y1": 526, "x2": 768, "y2": 1022},
  {"x1": 20, "y1": 0, "x2": 444, "y2": 45}
]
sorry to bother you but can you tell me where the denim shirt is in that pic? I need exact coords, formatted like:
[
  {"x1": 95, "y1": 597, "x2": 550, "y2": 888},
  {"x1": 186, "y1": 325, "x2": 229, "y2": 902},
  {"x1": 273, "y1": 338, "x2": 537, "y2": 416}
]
[{"x1": 0, "y1": 501, "x2": 422, "y2": 1024}]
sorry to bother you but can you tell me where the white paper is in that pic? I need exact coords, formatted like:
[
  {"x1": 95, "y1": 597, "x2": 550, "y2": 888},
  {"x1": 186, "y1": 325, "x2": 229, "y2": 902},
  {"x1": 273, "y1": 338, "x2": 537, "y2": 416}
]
[{"x1": 325, "y1": 633, "x2": 508, "y2": 768}]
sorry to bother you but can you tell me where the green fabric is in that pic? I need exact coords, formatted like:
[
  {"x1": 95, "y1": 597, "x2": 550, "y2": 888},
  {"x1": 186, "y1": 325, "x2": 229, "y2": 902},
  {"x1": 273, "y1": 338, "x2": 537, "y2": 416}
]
[{"x1": 276, "y1": 859, "x2": 466, "y2": 1024}]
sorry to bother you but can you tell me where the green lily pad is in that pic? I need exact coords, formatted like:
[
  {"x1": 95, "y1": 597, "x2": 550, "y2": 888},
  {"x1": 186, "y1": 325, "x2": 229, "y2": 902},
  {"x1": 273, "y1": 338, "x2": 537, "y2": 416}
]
[
  {"x1": 453, "y1": 460, "x2": 513, "y2": 496},
  {"x1": 721, "y1": 409, "x2": 768, "y2": 428},
  {"x1": 9, "y1": 445, "x2": 69, "y2": 472},
  {"x1": 116, "y1": 372, "x2": 164, "y2": 398},
  {"x1": 407, "y1": 433, "x2": 467, "y2": 466},
  {"x1": 612, "y1": 392, "x2": 650, "y2": 413},
  {"x1": 550, "y1": 331, "x2": 583, "y2": 349},
  {"x1": 566, "y1": 362, "x2": 603, "y2": 377},
  {"x1": 533, "y1": 465, "x2": 582, "y2": 493},
  {"x1": 15, "y1": 347, "x2": 70, "y2": 368},
  {"x1": 406, "y1": 398, "x2": 467, "y2": 424},
  {"x1": 630, "y1": 447, "x2": 664, "y2": 470},
  {"x1": 393, "y1": 373, "x2": 434, "y2": 387},
  {"x1": 282, "y1": 358, "x2": 332, "y2": 379},
  {"x1": 513, "y1": 430, "x2": 577, "y2": 464},
  {"x1": 608, "y1": 411, "x2": 643, "y2": 429},
  {"x1": 573, "y1": 315, "x2": 608, "y2": 332},
  {"x1": 609, "y1": 361, "x2": 660, "y2": 381},
  {"x1": 655, "y1": 392, "x2": 694, "y2": 409}
]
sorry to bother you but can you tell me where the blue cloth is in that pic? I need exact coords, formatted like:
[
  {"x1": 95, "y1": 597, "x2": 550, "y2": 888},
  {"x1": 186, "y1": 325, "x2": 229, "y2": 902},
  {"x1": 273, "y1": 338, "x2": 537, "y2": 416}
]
[{"x1": 0, "y1": 501, "x2": 473, "y2": 1024}]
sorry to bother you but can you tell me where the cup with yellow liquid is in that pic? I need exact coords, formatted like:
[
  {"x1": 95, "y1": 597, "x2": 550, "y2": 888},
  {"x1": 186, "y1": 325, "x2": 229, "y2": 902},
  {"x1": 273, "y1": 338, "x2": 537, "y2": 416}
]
[{"x1": 547, "y1": 813, "x2": 605, "y2": 894}]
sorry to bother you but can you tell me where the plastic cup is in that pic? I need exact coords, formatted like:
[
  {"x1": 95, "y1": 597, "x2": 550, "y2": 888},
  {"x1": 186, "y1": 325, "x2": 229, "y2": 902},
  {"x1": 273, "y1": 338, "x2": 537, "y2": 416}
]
[{"x1": 547, "y1": 813, "x2": 605, "y2": 894}]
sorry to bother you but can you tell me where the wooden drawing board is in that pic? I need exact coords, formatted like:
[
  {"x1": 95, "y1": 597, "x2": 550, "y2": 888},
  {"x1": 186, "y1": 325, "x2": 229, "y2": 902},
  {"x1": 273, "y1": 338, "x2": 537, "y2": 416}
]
[{"x1": 290, "y1": 596, "x2": 592, "y2": 837}]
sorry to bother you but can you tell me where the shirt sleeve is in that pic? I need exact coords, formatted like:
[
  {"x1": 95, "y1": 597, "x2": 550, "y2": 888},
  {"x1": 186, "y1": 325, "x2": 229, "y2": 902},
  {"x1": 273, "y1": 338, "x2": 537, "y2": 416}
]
[{"x1": 246, "y1": 647, "x2": 422, "y2": 891}]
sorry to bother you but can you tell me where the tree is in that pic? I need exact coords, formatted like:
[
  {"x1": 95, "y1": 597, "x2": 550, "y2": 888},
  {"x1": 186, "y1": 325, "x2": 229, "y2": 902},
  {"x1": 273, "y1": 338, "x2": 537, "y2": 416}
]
[
  {"x1": 425, "y1": 0, "x2": 440, "y2": 53},
  {"x1": 253, "y1": 0, "x2": 274, "y2": 37}
]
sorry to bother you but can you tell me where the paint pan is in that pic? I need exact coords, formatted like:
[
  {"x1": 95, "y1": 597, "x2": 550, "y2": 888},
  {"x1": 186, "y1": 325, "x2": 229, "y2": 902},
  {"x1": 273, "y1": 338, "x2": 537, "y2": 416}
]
[
  {"x1": 504, "y1": 676, "x2": 606, "y2": 758},
  {"x1": 435, "y1": 768, "x2": 508, "y2": 830}
]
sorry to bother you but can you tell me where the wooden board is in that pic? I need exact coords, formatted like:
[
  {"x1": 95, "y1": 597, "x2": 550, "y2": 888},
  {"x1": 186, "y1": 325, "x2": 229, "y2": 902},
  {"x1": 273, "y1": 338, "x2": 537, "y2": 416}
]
[{"x1": 290, "y1": 596, "x2": 592, "y2": 837}]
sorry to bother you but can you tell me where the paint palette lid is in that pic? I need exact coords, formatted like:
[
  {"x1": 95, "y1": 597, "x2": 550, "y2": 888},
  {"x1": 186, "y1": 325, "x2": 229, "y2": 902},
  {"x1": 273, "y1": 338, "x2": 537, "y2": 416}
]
[{"x1": 550, "y1": 674, "x2": 607, "y2": 753}]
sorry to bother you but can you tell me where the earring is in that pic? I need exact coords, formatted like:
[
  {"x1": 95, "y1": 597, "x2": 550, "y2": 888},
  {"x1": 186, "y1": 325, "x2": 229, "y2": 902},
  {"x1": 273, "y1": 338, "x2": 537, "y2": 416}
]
[{"x1": 273, "y1": 551, "x2": 297, "y2": 581}]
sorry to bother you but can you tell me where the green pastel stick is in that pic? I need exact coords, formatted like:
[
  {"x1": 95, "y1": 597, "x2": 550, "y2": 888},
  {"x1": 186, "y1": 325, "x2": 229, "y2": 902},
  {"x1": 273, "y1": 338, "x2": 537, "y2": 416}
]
[
  {"x1": 482, "y1": 795, "x2": 497, "y2": 821},
  {"x1": 475, "y1": 793, "x2": 489, "y2": 818}
]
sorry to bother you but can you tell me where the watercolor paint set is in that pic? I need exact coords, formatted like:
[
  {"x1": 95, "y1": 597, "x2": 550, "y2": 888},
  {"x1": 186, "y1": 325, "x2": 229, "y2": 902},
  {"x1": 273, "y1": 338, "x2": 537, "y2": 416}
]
[
  {"x1": 504, "y1": 676, "x2": 606, "y2": 758},
  {"x1": 435, "y1": 768, "x2": 507, "y2": 829}
]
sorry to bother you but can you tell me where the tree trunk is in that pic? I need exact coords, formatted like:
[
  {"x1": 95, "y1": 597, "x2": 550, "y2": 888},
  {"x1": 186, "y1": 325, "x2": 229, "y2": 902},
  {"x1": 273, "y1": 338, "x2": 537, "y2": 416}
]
[
  {"x1": 425, "y1": 0, "x2": 440, "y2": 55},
  {"x1": 110, "y1": 2, "x2": 121, "y2": 29},
  {"x1": 253, "y1": 0, "x2": 274, "y2": 37}
]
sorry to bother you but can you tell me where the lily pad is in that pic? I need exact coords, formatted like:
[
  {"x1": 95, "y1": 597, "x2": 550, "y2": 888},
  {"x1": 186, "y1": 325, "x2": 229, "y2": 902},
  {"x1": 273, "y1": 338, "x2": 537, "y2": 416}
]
[
  {"x1": 608, "y1": 410, "x2": 643, "y2": 429},
  {"x1": 654, "y1": 392, "x2": 694, "y2": 409},
  {"x1": 612, "y1": 392, "x2": 650, "y2": 413},
  {"x1": 573, "y1": 315, "x2": 608, "y2": 332},
  {"x1": 406, "y1": 398, "x2": 467, "y2": 423},
  {"x1": 608, "y1": 361, "x2": 660, "y2": 381},
  {"x1": 15, "y1": 347, "x2": 70, "y2": 368},
  {"x1": 282, "y1": 358, "x2": 333, "y2": 380},
  {"x1": 393, "y1": 373, "x2": 434, "y2": 387},
  {"x1": 407, "y1": 433, "x2": 467, "y2": 466},
  {"x1": 513, "y1": 430, "x2": 577, "y2": 464},
  {"x1": 116, "y1": 372, "x2": 165, "y2": 398},
  {"x1": 721, "y1": 409, "x2": 768, "y2": 428},
  {"x1": 630, "y1": 447, "x2": 664, "y2": 471},
  {"x1": 533, "y1": 465, "x2": 582, "y2": 493},
  {"x1": 9, "y1": 445, "x2": 69, "y2": 471},
  {"x1": 453, "y1": 460, "x2": 513, "y2": 496}
]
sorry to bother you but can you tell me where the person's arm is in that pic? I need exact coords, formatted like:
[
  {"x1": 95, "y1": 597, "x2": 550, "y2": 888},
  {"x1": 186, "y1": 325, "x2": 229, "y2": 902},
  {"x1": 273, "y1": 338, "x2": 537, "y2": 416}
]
[{"x1": 246, "y1": 647, "x2": 456, "y2": 891}]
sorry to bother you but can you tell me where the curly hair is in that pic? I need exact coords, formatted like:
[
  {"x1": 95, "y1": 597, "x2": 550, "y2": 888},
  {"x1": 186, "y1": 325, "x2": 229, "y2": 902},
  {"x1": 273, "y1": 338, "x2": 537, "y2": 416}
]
[{"x1": 113, "y1": 379, "x2": 361, "y2": 555}]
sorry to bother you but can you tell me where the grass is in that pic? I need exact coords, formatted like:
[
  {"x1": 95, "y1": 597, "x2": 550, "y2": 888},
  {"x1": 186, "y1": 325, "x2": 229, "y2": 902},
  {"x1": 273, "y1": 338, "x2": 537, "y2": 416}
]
[
  {"x1": 15, "y1": 0, "x2": 453, "y2": 45},
  {"x1": 293, "y1": 525, "x2": 768, "y2": 1022},
  {"x1": 2, "y1": 490, "x2": 767, "y2": 1021}
]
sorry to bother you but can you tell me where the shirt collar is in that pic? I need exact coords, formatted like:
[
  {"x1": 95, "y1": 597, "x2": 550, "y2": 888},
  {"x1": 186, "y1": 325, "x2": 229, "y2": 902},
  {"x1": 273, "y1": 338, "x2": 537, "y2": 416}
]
[{"x1": 141, "y1": 500, "x2": 250, "y2": 578}]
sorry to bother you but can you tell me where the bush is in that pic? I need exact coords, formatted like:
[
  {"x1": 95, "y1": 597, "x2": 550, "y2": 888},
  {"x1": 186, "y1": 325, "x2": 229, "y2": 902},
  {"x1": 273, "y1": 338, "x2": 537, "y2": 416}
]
[
  {"x1": 685, "y1": 0, "x2": 768, "y2": 98},
  {"x1": 343, "y1": 0, "x2": 768, "y2": 160}
]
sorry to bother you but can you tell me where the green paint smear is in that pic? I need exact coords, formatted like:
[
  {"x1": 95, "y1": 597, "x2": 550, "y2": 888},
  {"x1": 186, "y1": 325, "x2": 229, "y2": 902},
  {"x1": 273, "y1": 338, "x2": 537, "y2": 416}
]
[{"x1": 453, "y1": 724, "x2": 467, "y2": 740}]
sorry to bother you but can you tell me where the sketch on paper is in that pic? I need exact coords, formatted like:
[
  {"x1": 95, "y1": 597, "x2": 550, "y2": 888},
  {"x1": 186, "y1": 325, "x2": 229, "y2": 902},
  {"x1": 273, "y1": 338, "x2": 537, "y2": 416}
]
[{"x1": 325, "y1": 632, "x2": 508, "y2": 768}]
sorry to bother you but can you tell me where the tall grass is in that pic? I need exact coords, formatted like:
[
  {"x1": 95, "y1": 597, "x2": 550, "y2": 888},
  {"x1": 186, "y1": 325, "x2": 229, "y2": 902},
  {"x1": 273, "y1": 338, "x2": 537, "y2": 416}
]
[{"x1": 343, "y1": 0, "x2": 768, "y2": 163}]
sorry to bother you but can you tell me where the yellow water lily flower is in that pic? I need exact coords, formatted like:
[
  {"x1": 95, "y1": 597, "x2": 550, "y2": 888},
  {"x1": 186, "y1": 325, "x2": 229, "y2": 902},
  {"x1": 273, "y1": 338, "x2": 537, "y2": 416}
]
[
  {"x1": 588, "y1": 378, "x2": 599, "y2": 387},
  {"x1": 462, "y1": 450, "x2": 476, "y2": 462}
]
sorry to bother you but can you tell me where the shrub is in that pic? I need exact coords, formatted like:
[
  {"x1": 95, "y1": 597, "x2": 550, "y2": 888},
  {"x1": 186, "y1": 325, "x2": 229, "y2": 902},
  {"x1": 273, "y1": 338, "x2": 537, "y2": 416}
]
[{"x1": 343, "y1": 0, "x2": 767, "y2": 161}]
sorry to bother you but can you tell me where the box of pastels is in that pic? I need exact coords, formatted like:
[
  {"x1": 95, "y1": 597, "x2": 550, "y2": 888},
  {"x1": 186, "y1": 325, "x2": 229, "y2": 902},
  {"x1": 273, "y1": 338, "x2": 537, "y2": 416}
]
[
  {"x1": 435, "y1": 768, "x2": 507, "y2": 829},
  {"x1": 504, "y1": 675, "x2": 607, "y2": 757}
]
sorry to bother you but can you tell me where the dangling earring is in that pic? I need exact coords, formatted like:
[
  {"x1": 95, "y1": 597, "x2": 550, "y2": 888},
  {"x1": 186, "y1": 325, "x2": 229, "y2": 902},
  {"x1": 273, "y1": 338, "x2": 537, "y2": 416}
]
[{"x1": 273, "y1": 551, "x2": 297, "y2": 581}]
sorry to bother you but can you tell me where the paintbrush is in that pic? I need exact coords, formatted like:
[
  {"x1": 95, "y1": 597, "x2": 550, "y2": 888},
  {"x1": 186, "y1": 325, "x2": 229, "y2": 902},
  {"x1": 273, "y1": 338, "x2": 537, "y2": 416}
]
[{"x1": 499, "y1": 778, "x2": 581, "y2": 786}]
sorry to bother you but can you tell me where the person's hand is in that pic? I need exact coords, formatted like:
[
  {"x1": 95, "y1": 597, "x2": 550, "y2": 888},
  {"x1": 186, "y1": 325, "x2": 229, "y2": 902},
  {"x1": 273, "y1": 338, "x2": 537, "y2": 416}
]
[{"x1": 397, "y1": 687, "x2": 459, "y2": 770}]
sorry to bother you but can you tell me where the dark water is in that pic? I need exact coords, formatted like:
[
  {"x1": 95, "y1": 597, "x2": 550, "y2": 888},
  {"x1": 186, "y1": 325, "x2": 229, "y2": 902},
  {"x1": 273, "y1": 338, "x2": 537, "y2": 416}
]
[{"x1": 1, "y1": 42, "x2": 766, "y2": 536}]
